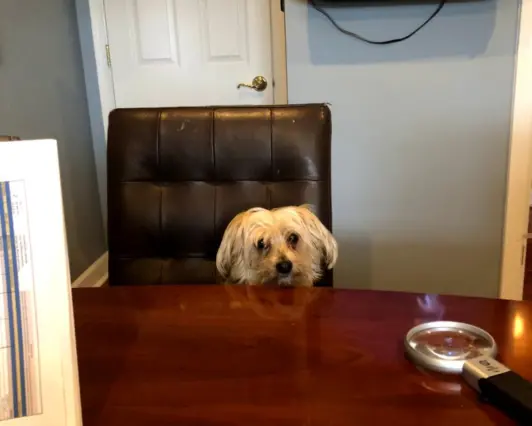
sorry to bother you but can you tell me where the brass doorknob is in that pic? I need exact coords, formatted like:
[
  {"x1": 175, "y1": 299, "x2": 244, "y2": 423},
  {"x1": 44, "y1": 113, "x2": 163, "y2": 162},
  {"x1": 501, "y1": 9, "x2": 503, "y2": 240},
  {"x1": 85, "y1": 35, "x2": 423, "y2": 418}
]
[{"x1": 237, "y1": 76, "x2": 268, "y2": 92}]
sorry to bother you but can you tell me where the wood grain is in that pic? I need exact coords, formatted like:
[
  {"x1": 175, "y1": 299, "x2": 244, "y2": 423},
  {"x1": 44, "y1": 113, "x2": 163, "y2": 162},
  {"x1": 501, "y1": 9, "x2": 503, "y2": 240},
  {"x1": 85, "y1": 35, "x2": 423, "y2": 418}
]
[
  {"x1": 73, "y1": 286, "x2": 532, "y2": 425},
  {"x1": 524, "y1": 206, "x2": 532, "y2": 300}
]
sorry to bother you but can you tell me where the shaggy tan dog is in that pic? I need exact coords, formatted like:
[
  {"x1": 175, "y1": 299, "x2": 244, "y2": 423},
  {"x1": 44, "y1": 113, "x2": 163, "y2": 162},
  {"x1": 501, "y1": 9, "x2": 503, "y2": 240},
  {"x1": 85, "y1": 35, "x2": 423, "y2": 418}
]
[{"x1": 216, "y1": 205, "x2": 337, "y2": 287}]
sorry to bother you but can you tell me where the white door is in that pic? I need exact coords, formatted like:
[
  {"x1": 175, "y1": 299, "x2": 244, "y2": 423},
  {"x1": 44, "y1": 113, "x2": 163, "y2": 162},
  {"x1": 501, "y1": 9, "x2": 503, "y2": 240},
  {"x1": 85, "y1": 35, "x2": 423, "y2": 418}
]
[
  {"x1": 104, "y1": 0, "x2": 275, "y2": 107},
  {"x1": 499, "y1": 0, "x2": 532, "y2": 300}
]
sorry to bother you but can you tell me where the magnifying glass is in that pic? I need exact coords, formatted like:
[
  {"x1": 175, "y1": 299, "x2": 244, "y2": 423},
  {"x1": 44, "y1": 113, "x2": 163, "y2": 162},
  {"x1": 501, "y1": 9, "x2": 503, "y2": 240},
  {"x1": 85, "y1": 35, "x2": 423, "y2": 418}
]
[{"x1": 405, "y1": 321, "x2": 532, "y2": 423}]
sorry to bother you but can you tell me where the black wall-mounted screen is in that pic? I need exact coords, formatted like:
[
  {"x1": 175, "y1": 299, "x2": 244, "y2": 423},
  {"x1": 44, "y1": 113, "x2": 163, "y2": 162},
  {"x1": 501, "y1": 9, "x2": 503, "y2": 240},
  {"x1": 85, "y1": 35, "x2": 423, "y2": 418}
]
[{"x1": 311, "y1": 0, "x2": 479, "y2": 4}]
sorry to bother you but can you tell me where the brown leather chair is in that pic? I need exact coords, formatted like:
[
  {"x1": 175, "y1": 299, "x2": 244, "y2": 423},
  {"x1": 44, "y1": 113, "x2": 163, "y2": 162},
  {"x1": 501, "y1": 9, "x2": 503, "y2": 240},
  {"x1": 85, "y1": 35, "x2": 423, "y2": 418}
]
[{"x1": 107, "y1": 104, "x2": 333, "y2": 286}]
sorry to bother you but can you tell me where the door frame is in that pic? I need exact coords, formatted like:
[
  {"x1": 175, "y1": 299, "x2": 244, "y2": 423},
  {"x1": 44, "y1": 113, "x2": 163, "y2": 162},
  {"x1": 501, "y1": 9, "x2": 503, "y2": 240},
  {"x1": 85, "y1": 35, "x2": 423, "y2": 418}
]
[
  {"x1": 500, "y1": 0, "x2": 532, "y2": 300},
  {"x1": 75, "y1": 0, "x2": 288, "y2": 228}
]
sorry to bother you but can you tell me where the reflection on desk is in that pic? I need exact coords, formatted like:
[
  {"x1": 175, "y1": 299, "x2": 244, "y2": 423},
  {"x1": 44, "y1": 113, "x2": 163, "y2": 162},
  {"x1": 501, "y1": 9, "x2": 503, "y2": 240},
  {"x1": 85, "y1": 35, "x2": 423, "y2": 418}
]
[{"x1": 73, "y1": 286, "x2": 532, "y2": 426}]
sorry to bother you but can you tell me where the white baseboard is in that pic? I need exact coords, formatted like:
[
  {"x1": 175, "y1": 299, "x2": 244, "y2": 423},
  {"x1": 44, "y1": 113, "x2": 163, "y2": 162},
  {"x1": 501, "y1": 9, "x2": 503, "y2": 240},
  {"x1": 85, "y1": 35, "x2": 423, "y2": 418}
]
[{"x1": 72, "y1": 251, "x2": 108, "y2": 288}]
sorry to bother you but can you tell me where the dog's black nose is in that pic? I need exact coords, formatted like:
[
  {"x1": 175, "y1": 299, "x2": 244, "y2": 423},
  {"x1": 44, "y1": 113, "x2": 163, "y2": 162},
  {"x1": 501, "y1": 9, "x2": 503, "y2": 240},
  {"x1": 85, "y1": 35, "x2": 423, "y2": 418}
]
[{"x1": 276, "y1": 261, "x2": 293, "y2": 274}]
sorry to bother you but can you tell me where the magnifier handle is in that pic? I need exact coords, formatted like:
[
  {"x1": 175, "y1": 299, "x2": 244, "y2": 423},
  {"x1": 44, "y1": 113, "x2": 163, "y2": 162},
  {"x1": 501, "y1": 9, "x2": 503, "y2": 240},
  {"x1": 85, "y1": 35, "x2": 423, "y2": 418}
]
[
  {"x1": 479, "y1": 371, "x2": 532, "y2": 424},
  {"x1": 463, "y1": 356, "x2": 532, "y2": 424}
]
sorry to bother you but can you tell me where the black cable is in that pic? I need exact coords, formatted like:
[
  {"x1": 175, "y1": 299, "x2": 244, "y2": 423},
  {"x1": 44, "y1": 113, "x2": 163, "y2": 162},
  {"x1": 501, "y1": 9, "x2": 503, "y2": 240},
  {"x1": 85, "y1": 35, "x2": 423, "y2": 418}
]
[{"x1": 309, "y1": 0, "x2": 446, "y2": 45}]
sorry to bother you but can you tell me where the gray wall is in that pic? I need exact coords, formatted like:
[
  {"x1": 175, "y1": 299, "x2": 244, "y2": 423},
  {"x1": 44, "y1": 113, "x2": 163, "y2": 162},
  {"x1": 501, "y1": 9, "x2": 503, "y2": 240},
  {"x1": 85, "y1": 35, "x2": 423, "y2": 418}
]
[
  {"x1": 0, "y1": 0, "x2": 106, "y2": 279},
  {"x1": 285, "y1": 0, "x2": 519, "y2": 297}
]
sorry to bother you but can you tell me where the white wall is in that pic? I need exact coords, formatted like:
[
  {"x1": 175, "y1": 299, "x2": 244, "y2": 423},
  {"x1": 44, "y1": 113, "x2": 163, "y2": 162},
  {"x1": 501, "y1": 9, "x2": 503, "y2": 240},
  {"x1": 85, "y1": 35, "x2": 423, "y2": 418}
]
[{"x1": 285, "y1": 0, "x2": 519, "y2": 297}]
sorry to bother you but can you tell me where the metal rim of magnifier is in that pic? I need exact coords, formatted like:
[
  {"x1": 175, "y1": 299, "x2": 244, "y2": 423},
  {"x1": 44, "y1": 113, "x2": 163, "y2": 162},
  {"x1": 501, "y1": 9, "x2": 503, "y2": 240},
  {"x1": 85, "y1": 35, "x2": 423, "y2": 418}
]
[{"x1": 404, "y1": 321, "x2": 498, "y2": 374}]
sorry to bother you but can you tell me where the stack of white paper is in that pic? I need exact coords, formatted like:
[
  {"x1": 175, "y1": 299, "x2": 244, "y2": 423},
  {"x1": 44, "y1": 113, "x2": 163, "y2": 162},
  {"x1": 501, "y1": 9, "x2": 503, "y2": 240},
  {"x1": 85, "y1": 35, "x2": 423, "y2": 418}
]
[{"x1": 0, "y1": 180, "x2": 42, "y2": 421}]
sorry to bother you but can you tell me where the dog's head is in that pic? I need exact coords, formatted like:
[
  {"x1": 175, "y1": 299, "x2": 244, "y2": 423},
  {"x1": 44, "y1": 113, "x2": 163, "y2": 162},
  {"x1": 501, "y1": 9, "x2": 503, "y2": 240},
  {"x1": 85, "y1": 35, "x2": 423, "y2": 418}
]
[{"x1": 216, "y1": 205, "x2": 338, "y2": 286}]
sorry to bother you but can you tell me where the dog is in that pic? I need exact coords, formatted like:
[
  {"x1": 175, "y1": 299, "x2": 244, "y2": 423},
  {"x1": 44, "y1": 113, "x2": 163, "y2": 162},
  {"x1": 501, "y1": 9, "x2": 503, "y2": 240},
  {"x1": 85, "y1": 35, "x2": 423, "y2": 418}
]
[{"x1": 216, "y1": 205, "x2": 338, "y2": 287}]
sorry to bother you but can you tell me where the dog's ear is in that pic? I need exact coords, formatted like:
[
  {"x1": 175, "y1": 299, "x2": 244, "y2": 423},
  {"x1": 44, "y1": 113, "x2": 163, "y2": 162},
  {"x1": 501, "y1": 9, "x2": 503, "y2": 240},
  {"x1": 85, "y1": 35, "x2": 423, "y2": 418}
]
[
  {"x1": 216, "y1": 212, "x2": 246, "y2": 280},
  {"x1": 298, "y1": 203, "x2": 317, "y2": 215},
  {"x1": 296, "y1": 205, "x2": 338, "y2": 270}
]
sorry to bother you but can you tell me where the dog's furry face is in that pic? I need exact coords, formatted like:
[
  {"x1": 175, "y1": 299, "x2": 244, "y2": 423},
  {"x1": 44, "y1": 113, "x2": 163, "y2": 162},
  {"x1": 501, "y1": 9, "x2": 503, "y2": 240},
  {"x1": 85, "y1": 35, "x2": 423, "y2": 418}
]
[{"x1": 216, "y1": 205, "x2": 338, "y2": 287}]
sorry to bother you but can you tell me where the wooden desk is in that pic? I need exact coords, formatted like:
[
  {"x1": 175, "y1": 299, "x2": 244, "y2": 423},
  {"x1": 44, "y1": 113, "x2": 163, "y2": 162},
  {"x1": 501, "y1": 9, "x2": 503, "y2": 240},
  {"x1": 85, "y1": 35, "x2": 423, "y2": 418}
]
[{"x1": 73, "y1": 286, "x2": 532, "y2": 425}]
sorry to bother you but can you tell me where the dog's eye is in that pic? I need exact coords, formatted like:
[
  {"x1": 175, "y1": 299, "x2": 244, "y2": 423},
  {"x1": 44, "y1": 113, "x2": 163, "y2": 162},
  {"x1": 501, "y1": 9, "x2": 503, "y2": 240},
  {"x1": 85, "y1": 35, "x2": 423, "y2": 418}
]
[
  {"x1": 257, "y1": 238, "x2": 266, "y2": 250},
  {"x1": 287, "y1": 233, "x2": 299, "y2": 246}
]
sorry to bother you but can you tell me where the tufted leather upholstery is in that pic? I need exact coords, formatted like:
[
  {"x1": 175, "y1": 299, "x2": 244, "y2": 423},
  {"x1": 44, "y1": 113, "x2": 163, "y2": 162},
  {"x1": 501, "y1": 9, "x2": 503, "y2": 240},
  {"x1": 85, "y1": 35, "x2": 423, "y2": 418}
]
[{"x1": 107, "y1": 104, "x2": 333, "y2": 286}]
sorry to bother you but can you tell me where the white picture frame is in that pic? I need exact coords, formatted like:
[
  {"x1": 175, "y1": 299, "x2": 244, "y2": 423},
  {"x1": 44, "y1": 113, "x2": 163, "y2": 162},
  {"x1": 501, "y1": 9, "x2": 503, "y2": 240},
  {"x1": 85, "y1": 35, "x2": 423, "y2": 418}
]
[{"x1": 0, "y1": 140, "x2": 82, "y2": 426}]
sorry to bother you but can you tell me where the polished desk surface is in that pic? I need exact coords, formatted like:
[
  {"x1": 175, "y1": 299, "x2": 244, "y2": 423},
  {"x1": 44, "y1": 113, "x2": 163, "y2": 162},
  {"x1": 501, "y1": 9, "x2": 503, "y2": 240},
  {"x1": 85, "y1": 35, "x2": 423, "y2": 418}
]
[{"x1": 72, "y1": 285, "x2": 532, "y2": 425}]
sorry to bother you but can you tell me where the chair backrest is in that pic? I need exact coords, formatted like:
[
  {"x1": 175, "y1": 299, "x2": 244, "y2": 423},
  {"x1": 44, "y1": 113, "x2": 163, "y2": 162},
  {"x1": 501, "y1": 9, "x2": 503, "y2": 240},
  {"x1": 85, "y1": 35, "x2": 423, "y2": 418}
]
[{"x1": 107, "y1": 104, "x2": 332, "y2": 286}]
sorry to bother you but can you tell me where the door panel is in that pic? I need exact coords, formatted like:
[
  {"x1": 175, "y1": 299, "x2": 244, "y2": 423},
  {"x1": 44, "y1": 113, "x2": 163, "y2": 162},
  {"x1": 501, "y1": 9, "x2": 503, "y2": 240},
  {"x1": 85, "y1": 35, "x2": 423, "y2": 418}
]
[{"x1": 104, "y1": 0, "x2": 274, "y2": 107}]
